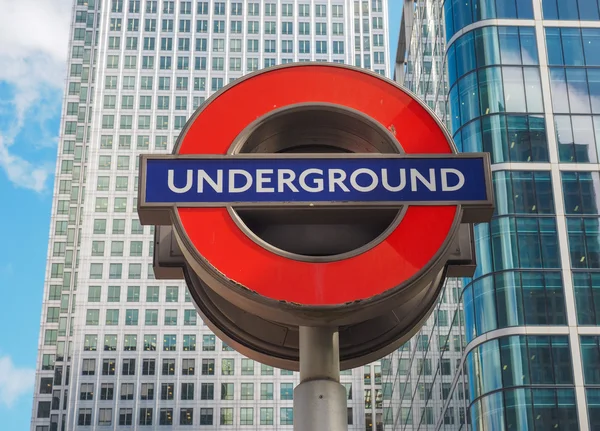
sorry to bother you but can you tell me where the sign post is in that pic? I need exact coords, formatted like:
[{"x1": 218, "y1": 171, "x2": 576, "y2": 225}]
[{"x1": 138, "y1": 64, "x2": 493, "y2": 430}]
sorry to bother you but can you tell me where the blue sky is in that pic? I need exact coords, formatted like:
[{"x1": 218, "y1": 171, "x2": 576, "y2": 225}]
[{"x1": 0, "y1": 2, "x2": 402, "y2": 430}]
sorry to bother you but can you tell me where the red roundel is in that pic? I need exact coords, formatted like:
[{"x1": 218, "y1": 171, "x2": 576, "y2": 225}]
[{"x1": 176, "y1": 65, "x2": 458, "y2": 306}]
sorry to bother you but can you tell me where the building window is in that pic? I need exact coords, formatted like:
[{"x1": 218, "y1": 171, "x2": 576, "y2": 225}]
[
  {"x1": 200, "y1": 408, "x2": 213, "y2": 425},
  {"x1": 280, "y1": 408, "x2": 293, "y2": 425},
  {"x1": 221, "y1": 383, "x2": 234, "y2": 400},
  {"x1": 201, "y1": 383, "x2": 214, "y2": 400},
  {"x1": 180, "y1": 408, "x2": 194, "y2": 425},
  {"x1": 220, "y1": 408, "x2": 233, "y2": 425}
]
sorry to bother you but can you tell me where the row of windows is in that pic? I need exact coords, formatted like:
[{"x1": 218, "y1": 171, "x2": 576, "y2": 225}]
[
  {"x1": 78, "y1": 356, "x2": 291, "y2": 377},
  {"x1": 102, "y1": 46, "x2": 357, "y2": 74},
  {"x1": 105, "y1": 18, "x2": 383, "y2": 37},
  {"x1": 67, "y1": 406, "x2": 294, "y2": 426},
  {"x1": 111, "y1": 0, "x2": 354, "y2": 18},
  {"x1": 467, "y1": 335, "x2": 572, "y2": 400},
  {"x1": 78, "y1": 333, "x2": 242, "y2": 354},
  {"x1": 546, "y1": 28, "x2": 600, "y2": 67},
  {"x1": 550, "y1": 67, "x2": 600, "y2": 115},
  {"x1": 476, "y1": 220, "x2": 600, "y2": 273},
  {"x1": 449, "y1": 66, "x2": 544, "y2": 133},
  {"x1": 80, "y1": 333, "x2": 223, "y2": 353},
  {"x1": 555, "y1": 115, "x2": 600, "y2": 163},
  {"x1": 455, "y1": 114, "x2": 548, "y2": 164},
  {"x1": 95, "y1": 135, "x2": 172, "y2": 151},
  {"x1": 92, "y1": 218, "x2": 146, "y2": 236},
  {"x1": 86, "y1": 285, "x2": 185, "y2": 302},
  {"x1": 471, "y1": 388, "x2": 578, "y2": 430},
  {"x1": 444, "y1": 0, "x2": 533, "y2": 40},
  {"x1": 93, "y1": 197, "x2": 138, "y2": 214},
  {"x1": 542, "y1": 0, "x2": 600, "y2": 21},
  {"x1": 463, "y1": 271, "x2": 566, "y2": 341},
  {"x1": 106, "y1": 21, "x2": 349, "y2": 37},
  {"x1": 84, "y1": 308, "x2": 198, "y2": 326},
  {"x1": 71, "y1": 381, "x2": 298, "y2": 402},
  {"x1": 448, "y1": 26, "x2": 538, "y2": 87},
  {"x1": 50, "y1": 261, "x2": 150, "y2": 280}
]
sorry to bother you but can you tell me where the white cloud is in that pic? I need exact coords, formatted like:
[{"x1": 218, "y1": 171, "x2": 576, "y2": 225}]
[
  {"x1": 0, "y1": 0, "x2": 71, "y2": 192},
  {"x1": 0, "y1": 356, "x2": 35, "y2": 409},
  {"x1": 0, "y1": 136, "x2": 53, "y2": 193}
]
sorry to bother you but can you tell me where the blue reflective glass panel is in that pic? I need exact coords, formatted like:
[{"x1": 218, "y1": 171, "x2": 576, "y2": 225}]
[
  {"x1": 587, "y1": 388, "x2": 600, "y2": 430},
  {"x1": 573, "y1": 272, "x2": 600, "y2": 325},
  {"x1": 500, "y1": 336, "x2": 530, "y2": 387},
  {"x1": 478, "y1": 67, "x2": 504, "y2": 115},
  {"x1": 499, "y1": 27, "x2": 523, "y2": 65},
  {"x1": 516, "y1": 0, "x2": 534, "y2": 17},
  {"x1": 458, "y1": 71, "x2": 480, "y2": 124},
  {"x1": 475, "y1": 27, "x2": 500, "y2": 67},
  {"x1": 583, "y1": 29, "x2": 600, "y2": 65},
  {"x1": 503, "y1": 67, "x2": 527, "y2": 112},
  {"x1": 571, "y1": 115, "x2": 597, "y2": 162},
  {"x1": 562, "y1": 28, "x2": 585, "y2": 66},
  {"x1": 558, "y1": 0, "x2": 580, "y2": 19},
  {"x1": 542, "y1": 0, "x2": 559, "y2": 19},
  {"x1": 520, "y1": 27, "x2": 538, "y2": 65},
  {"x1": 504, "y1": 389, "x2": 535, "y2": 431},
  {"x1": 581, "y1": 336, "x2": 600, "y2": 383},
  {"x1": 452, "y1": 0, "x2": 473, "y2": 34},
  {"x1": 495, "y1": 271, "x2": 524, "y2": 328},
  {"x1": 461, "y1": 119, "x2": 483, "y2": 153},
  {"x1": 566, "y1": 69, "x2": 591, "y2": 114},
  {"x1": 496, "y1": 0, "x2": 517, "y2": 18},
  {"x1": 546, "y1": 28, "x2": 564, "y2": 65},
  {"x1": 474, "y1": 0, "x2": 496, "y2": 20},
  {"x1": 455, "y1": 32, "x2": 476, "y2": 78},
  {"x1": 579, "y1": 0, "x2": 600, "y2": 20},
  {"x1": 550, "y1": 68, "x2": 569, "y2": 113},
  {"x1": 587, "y1": 70, "x2": 600, "y2": 113}
]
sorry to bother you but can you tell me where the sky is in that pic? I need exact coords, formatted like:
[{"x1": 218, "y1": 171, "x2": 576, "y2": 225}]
[{"x1": 0, "y1": 1, "x2": 402, "y2": 430}]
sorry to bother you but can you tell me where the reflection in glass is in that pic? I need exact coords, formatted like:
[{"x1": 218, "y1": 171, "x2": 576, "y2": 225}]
[
  {"x1": 463, "y1": 272, "x2": 566, "y2": 342},
  {"x1": 566, "y1": 69, "x2": 591, "y2": 114},
  {"x1": 475, "y1": 27, "x2": 500, "y2": 67},
  {"x1": 583, "y1": 29, "x2": 600, "y2": 66},
  {"x1": 573, "y1": 272, "x2": 600, "y2": 325},
  {"x1": 458, "y1": 71, "x2": 480, "y2": 124},
  {"x1": 550, "y1": 68, "x2": 569, "y2": 114},
  {"x1": 499, "y1": 26, "x2": 523, "y2": 64},
  {"x1": 562, "y1": 171, "x2": 600, "y2": 215},
  {"x1": 461, "y1": 120, "x2": 483, "y2": 153},
  {"x1": 503, "y1": 67, "x2": 527, "y2": 112},
  {"x1": 567, "y1": 217, "x2": 600, "y2": 268},
  {"x1": 520, "y1": 27, "x2": 538, "y2": 65},
  {"x1": 499, "y1": 336, "x2": 530, "y2": 387},
  {"x1": 479, "y1": 67, "x2": 505, "y2": 115},
  {"x1": 546, "y1": 28, "x2": 563, "y2": 65},
  {"x1": 504, "y1": 389, "x2": 535, "y2": 431},
  {"x1": 523, "y1": 68, "x2": 543, "y2": 112},
  {"x1": 573, "y1": 115, "x2": 597, "y2": 162},
  {"x1": 587, "y1": 388, "x2": 600, "y2": 431},
  {"x1": 579, "y1": 0, "x2": 600, "y2": 20},
  {"x1": 588, "y1": 69, "x2": 600, "y2": 113},
  {"x1": 454, "y1": 32, "x2": 476, "y2": 79},
  {"x1": 562, "y1": 28, "x2": 585, "y2": 66}
]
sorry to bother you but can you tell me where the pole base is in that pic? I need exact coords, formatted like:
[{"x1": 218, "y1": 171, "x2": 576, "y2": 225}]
[{"x1": 293, "y1": 380, "x2": 348, "y2": 431}]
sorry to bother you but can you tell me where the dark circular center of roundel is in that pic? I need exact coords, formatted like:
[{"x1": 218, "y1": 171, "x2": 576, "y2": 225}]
[{"x1": 231, "y1": 105, "x2": 402, "y2": 259}]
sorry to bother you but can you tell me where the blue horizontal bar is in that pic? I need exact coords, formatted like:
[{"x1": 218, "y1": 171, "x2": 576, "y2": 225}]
[{"x1": 143, "y1": 156, "x2": 489, "y2": 205}]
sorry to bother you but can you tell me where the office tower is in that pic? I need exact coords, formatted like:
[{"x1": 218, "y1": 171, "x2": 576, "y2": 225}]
[
  {"x1": 386, "y1": 0, "x2": 600, "y2": 430},
  {"x1": 30, "y1": 1, "x2": 390, "y2": 430}
]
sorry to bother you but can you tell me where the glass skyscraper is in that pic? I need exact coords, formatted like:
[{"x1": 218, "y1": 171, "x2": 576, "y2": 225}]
[
  {"x1": 386, "y1": 0, "x2": 600, "y2": 430},
  {"x1": 30, "y1": 1, "x2": 390, "y2": 430}
]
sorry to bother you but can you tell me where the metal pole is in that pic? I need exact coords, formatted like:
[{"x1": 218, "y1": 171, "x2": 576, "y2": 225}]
[{"x1": 293, "y1": 326, "x2": 348, "y2": 431}]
